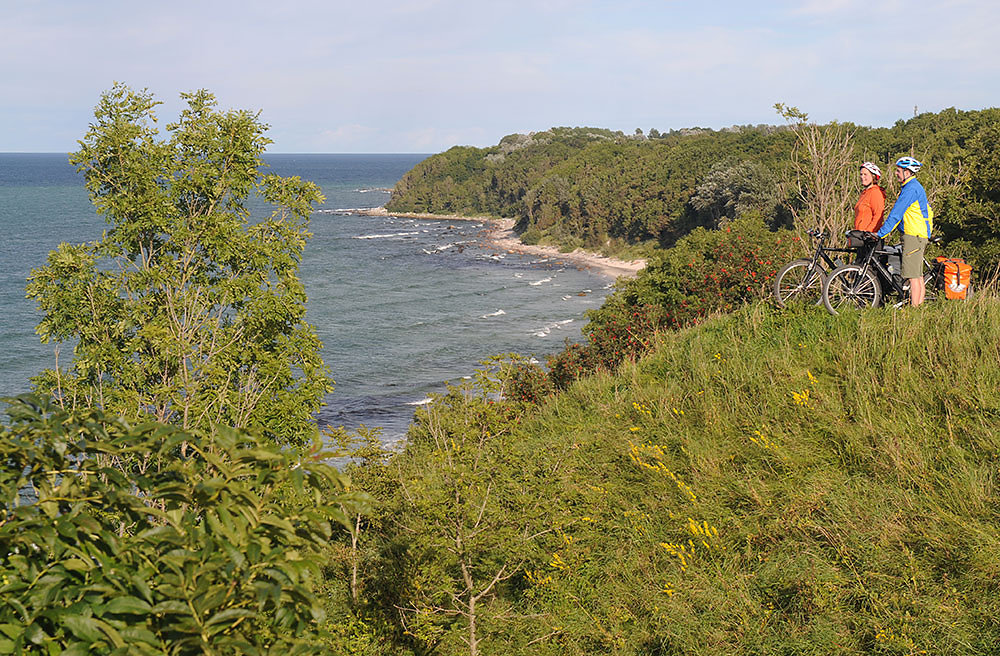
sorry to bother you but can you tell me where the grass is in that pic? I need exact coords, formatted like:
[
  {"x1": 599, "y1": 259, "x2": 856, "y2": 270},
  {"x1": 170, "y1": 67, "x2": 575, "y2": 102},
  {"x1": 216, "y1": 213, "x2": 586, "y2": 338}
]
[{"x1": 495, "y1": 292, "x2": 1000, "y2": 654}]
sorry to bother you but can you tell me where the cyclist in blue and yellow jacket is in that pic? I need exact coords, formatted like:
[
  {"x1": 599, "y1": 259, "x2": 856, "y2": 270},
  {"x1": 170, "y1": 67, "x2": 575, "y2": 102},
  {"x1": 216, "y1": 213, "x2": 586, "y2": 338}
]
[{"x1": 874, "y1": 157, "x2": 933, "y2": 306}]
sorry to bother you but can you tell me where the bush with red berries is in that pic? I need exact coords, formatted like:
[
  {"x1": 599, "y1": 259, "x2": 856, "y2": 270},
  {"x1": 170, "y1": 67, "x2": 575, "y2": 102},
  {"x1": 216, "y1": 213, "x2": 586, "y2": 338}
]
[{"x1": 547, "y1": 217, "x2": 803, "y2": 389}]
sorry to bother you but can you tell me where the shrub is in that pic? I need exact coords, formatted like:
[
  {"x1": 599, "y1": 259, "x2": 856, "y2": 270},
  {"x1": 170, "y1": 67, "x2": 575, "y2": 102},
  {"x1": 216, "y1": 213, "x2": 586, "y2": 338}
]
[
  {"x1": 548, "y1": 217, "x2": 802, "y2": 388},
  {"x1": 0, "y1": 395, "x2": 363, "y2": 655}
]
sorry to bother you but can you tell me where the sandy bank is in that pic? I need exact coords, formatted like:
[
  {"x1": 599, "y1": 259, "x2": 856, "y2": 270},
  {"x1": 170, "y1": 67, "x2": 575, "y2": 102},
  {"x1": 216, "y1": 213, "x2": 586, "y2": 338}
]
[{"x1": 356, "y1": 207, "x2": 646, "y2": 280}]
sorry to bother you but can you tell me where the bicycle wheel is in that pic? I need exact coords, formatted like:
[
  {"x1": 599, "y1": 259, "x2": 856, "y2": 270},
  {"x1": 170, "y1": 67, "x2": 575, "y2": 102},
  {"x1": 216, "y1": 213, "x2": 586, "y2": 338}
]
[
  {"x1": 773, "y1": 259, "x2": 826, "y2": 308},
  {"x1": 823, "y1": 265, "x2": 881, "y2": 315}
]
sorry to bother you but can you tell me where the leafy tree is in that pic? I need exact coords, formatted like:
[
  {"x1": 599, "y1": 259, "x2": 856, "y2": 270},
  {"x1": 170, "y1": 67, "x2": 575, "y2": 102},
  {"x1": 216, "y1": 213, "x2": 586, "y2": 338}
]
[
  {"x1": 26, "y1": 85, "x2": 329, "y2": 445},
  {"x1": 689, "y1": 160, "x2": 781, "y2": 228},
  {"x1": 0, "y1": 395, "x2": 362, "y2": 654},
  {"x1": 369, "y1": 385, "x2": 539, "y2": 656}
]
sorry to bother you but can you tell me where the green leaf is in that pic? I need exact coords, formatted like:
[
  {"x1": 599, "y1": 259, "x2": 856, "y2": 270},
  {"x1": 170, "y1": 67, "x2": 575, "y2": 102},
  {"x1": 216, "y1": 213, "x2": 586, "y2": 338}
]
[
  {"x1": 204, "y1": 607, "x2": 254, "y2": 627},
  {"x1": 119, "y1": 626, "x2": 159, "y2": 646},
  {"x1": 62, "y1": 615, "x2": 102, "y2": 642},
  {"x1": 103, "y1": 596, "x2": 152, "y2": 614},
  {"x1": 149, "y1": 601, "x2": 189, "y2": 615}
]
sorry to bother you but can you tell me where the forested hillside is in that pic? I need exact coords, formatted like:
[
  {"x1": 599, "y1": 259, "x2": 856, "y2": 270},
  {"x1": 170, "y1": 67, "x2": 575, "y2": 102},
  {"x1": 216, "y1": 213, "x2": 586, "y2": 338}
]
[{"x1": 387, "y1": 108, "x2": 1000, "y2": 271}]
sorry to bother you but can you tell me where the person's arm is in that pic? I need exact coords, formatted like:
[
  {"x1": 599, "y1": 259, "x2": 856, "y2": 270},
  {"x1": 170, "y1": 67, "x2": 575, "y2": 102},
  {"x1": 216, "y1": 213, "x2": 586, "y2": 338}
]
[{"x1": 872, "y1": 189, "x2": 886, "y2": 231}]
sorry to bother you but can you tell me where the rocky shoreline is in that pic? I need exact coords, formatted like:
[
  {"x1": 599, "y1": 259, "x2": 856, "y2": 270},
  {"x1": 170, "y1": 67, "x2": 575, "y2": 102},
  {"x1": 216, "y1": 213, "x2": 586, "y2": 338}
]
[{"x1": 352, "y1": 207, "x2": 646, "y2": 279}]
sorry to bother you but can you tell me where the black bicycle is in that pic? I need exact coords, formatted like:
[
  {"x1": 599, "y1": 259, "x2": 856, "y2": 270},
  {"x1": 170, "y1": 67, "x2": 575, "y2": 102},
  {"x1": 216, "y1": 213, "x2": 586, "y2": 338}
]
[
  {"x1": 822, "y1": 232, "x2": 958, "y2": 315},
  {"x1": 773, "y1": 228, "x2": 857, "y2": 308}
]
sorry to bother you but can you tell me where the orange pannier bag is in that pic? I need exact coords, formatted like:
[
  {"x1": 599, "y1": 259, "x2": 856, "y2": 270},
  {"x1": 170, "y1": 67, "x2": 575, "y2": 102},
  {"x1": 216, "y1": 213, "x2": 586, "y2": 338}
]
[{"x1": 936, "y1": 257, "x2": 972, "y2": 299}]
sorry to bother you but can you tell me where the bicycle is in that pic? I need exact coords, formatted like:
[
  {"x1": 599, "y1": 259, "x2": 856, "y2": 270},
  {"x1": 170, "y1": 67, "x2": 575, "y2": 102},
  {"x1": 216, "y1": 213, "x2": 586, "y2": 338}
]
[
  {"x1": 822, "y1": 232, "x2": 963, "y2": 315},
  {"x1": 773, "y1": 228, "x2": 857, "y2": 308}
]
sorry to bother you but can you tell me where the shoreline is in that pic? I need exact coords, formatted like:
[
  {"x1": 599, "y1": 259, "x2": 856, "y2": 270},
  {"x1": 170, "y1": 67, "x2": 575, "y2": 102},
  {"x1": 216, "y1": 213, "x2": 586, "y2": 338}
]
[{"x1": 355, "y1": 207, "x2": 646, "y2": 279}]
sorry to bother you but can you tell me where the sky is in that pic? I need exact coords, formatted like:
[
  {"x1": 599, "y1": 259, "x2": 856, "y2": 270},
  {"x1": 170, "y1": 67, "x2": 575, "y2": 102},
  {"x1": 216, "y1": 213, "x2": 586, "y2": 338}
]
[{"x1": 2, "y1": 0, "x2": 998, "y2": 153}]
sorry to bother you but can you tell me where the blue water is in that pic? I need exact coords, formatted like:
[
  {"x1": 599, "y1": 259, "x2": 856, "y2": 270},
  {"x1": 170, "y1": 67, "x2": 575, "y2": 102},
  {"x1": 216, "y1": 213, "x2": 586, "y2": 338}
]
[{"x1": 0, "y1": 153, "x2": 612, "y2": 443}]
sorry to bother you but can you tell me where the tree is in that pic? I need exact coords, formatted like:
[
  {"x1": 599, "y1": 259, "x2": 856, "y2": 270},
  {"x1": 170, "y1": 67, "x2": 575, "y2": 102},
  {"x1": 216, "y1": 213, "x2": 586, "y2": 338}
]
[
  {"x1": 26, "y1": 85, "x2": 329, "y2": 445},
  {"x1": 689, "y1": 160, "x2": 780, "y2": 228},
  {"x1": 372, "y1": 385, "x2": 537, "y2": 656},
  {"x1": 0, "y1": 395, "x2": 362, "y2": 654}
]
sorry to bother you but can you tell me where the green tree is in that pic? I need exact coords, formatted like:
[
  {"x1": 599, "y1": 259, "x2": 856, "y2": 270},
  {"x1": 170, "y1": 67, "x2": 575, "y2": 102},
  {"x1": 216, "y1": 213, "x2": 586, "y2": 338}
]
[
  {"x1": 689, "y1": 159, "x2": 781, "y2": 228},
  {"x1": 26, "y1": 85, "x2": 329, "y2": 445},
  {"x1": 371, "y1": 385, "x2": 538, "y2": 656},
  {"x1": 0, "y1": 395, "x2": 362, "y2": 654}
]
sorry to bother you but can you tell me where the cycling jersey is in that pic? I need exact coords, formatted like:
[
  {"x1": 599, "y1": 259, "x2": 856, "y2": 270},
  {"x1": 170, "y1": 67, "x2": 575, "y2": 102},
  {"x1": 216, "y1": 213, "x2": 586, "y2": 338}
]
[
  {"x1": 854, "y1": 185, "x2": 885, "y2": 232},
  {"x1": 876, "y1": 176, "x2": 933, "y2": 239}
]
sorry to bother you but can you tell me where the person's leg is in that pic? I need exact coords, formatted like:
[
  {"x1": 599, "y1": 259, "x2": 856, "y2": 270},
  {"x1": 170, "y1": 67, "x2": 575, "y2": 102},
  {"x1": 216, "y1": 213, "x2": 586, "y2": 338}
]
[{"x1": 909, "y1": 275, "x2": 925, "y2": 306}]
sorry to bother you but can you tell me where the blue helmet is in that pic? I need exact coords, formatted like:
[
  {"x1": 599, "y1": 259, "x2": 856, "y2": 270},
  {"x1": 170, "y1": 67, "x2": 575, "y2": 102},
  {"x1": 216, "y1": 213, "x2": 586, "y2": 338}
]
[{"x1": 895, "y1": 156, "x2": 922, "y2": 173}]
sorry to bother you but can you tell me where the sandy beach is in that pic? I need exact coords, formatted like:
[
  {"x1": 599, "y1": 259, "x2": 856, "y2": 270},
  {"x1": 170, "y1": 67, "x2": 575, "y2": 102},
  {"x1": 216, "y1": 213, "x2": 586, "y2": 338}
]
[{"x1": 357, "y1": 207, "x2": 646, "y2": 279}]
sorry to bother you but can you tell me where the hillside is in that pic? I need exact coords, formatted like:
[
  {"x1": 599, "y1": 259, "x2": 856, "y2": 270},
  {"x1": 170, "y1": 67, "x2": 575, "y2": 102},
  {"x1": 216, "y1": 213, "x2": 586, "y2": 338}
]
[{"x1": 350, "y1": 293, "x2": 1000, "y2": 655}]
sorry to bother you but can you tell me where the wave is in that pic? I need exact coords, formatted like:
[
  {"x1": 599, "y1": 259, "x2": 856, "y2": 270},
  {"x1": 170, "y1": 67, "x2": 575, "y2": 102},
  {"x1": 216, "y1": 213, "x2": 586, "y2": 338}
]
[
  {"x1": 422, "y1": 243, "x2": 455, "y2": 254},
  {"x1": 315, "y1": 207, "x2": 381, "y2": 215},
  {"x1": 480, "y1": 309, "x2": 506, "y2": 318},
  {"x1": 531, "y1": 318, "x2": 575, "y2": 338},
  {"x1": 529, "y1": 277, "x2": 553, "y2": 286},
  {"x1": 353, "y1": 188, "x2": 392, "y2": 193},
  {"x1": 353, "y1": 231, "x2": 420, "y2": 239},
  {"x1": 406, "y1": 397, "x2": 434, "y2": 406}
]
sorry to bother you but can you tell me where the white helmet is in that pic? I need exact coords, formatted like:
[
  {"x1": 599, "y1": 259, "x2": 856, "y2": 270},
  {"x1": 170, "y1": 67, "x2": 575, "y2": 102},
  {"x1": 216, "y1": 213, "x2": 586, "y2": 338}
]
[{"x1": 860, "y1": 162, "x2": 881, "y2": 180}]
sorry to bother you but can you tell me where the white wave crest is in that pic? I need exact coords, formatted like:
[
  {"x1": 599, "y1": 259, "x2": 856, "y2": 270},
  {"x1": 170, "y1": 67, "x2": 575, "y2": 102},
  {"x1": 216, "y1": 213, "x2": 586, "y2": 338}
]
[
  {"x1": 480, "y1": 309, "x2": 506, "y2": 318},
  {"x1": 531, "y1": 318, "x2": 574, "y2": 338},
  {"x1": 529, "y1": 277, "x2": 552, "y2": 286},
  {"x1": 353, "y1": 231, "x2": 420, "y2": 240}
]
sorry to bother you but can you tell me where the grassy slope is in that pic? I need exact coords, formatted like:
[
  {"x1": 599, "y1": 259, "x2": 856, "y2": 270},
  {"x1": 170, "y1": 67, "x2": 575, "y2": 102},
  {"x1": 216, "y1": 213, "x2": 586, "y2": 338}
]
[{"x1": 503, "y1": 295, "x2": 1000, "y2": 655}]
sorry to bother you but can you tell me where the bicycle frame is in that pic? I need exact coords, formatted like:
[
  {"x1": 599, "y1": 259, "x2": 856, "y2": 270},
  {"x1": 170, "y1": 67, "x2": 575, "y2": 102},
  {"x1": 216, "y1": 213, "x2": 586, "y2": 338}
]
[{"x1": 805, "y1": 230, "x2": 855, "y2": 270}]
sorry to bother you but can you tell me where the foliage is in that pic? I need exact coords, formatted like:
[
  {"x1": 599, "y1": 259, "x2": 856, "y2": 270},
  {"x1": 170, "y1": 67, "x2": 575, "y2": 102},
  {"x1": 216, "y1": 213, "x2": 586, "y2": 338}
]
[
  {"x1": 474, "y1": 354, "x2": 554, "y2": 407},
  {"x1": 364, "y1": 384, "x2": 537, "y2": 656},
  {"x1": 387, "y1": 125, "x2": 797, "y2": 254},
  {"x1": 26, "y1": 84, "x2": 330, "y2": 445},
  {"x1": 689, "y1": 159, "x2": 782, "y2": 228},
  {"x1": 0, "y1": 395, "x2": 362, "y2": 655}
]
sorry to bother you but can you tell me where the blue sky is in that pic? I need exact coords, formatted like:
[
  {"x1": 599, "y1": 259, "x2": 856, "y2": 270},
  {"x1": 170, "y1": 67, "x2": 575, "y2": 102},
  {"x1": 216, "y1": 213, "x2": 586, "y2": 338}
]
[{"x1": 2, "y1": 0, "x2": 998, "y2": 153}]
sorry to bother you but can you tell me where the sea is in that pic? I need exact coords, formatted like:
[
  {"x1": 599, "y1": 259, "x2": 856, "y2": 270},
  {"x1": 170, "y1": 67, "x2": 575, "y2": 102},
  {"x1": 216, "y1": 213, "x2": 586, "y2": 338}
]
[{"x1": 0, "y1": 153, "x2": 613, "y2": 445}]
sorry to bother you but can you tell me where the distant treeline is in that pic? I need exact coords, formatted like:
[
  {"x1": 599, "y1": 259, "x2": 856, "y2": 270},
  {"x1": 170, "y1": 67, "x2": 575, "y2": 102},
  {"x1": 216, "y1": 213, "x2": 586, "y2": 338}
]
[{"x1": 387, "y1": 108, "x2": 1000, "y2": 270}]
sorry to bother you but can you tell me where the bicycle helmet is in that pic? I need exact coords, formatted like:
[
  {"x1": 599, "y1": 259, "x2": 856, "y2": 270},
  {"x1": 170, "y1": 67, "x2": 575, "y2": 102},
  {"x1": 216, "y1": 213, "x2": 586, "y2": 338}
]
[
  {"x1": 860, "y1": 162, "x2": 881, "y2": 179},
  {"x1": 895, "y1": 156, "x2": 922, "y2": 173}
]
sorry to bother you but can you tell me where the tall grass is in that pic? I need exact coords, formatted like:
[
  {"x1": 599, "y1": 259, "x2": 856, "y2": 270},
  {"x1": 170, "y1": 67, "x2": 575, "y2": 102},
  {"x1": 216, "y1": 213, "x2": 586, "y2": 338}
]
[{"x1": 502, "y1": 293, "x2": 1000, "y2": 654}]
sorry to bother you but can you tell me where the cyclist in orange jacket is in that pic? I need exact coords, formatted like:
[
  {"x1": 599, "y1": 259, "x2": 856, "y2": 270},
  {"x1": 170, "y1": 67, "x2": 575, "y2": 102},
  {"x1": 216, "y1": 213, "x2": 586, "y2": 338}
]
[{"x1": 854, "y1": 162, "x2": 885, "y2": 232}]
